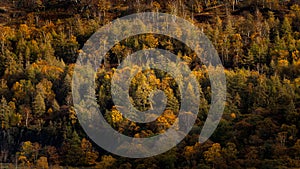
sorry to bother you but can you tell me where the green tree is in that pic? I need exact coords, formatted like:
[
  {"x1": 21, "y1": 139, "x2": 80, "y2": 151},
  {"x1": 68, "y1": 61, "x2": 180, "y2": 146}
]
[
  {"x1": 0, "y1": 97, "x2": 10, "y2": 129},
  {"x1": 62, "y1": 131, "x2": 84, "y2": 166},
  {"x1": 0, "y1": 97, "x2": 22, "y2": 128},
  {"x1": 221, "y1": 142, "x2": 238, "y2": 164},
  {"x1": 32, "y1": 92, "x2": 46, "y2": 118}
]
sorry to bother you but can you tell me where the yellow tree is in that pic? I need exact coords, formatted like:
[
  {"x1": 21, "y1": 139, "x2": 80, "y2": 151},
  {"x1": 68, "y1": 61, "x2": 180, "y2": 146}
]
[
  {"x1": 105, "y1": 107, "x2": 123, "y2": 127},
  {"x1": 231, "y1": 34, "x2": 243, "y2": 66},
  {"x1": 154, "y1": 110, "x2": 176, "y2": 133},
  {"x1": 111, "y1": 42, "x2": 125, "y2": 65},
  {"x1": 140, "y1": 34, "x2": 159, "y2": 49},
  {"x1": 184, "y1": 142, "x2": 201, "y2": 167},
  {"x1": 151, "y1": 1, "x2": 161, "y2": 12},
  {"x1": 204, "y1": 143, "x2": 222, "y2": 168},
  {"x1": 36, "y1": 156, "x2": 49, "y2": 169},
  {"x1": 19, "y1": 141, "x2": 41, "y2": 164},
  {"x1": 95, "y1": 155, "x2": 116, "y2": 169},
  {"x1": 18, "y1": 24, "x2": 31, "y2": 40},
  {"x1": 0, "y1": 26, "x2": 15, "y2": 53},
  {"x1": 81, "y1": 138, "x2": 99, "y2": 166},
  {"x1": 97, "y1": 0, "x2": 111, "y2": 20},
  {"x1": 12, "y1": 80, "x2": 35, "y2": 105}
]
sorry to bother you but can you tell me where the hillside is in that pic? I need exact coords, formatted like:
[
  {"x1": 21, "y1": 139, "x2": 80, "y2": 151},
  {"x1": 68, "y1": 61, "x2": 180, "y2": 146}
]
[{"x1": 0, "y1": 0, "x2": 300, "y2": 168}]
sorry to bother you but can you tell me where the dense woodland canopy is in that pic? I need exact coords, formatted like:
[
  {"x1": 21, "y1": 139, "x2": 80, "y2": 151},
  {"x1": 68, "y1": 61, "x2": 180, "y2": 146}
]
[{"x1": 0, "y1": 0, "x2": 300, "y2": 168}]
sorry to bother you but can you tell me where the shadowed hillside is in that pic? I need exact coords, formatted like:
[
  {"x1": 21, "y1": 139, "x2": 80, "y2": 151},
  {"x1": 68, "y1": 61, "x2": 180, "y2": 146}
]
[{"x1": 0, "y1": 0, "x2": 300, "y2": 168}]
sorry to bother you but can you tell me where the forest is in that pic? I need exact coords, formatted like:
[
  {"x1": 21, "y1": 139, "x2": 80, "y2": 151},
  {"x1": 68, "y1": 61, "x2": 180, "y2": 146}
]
[{"x1": 0, "y1": 0, "x2": 300, "y2": 168}]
